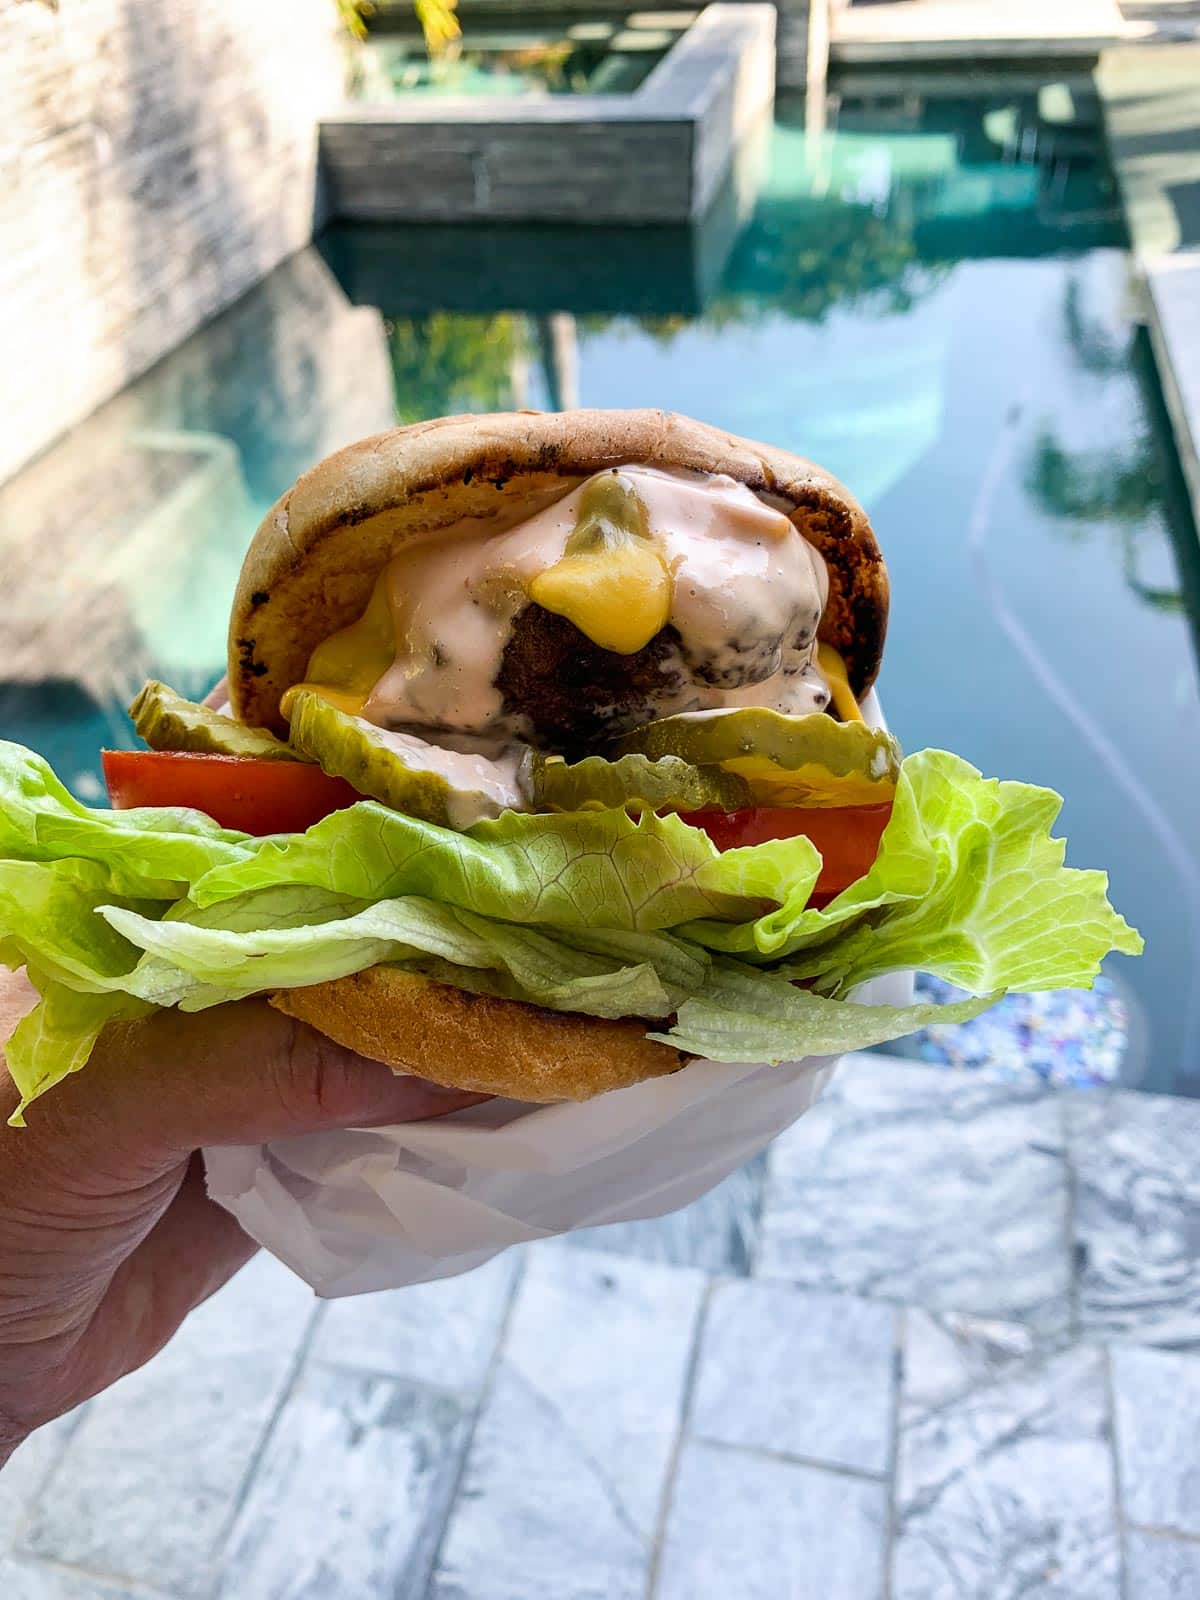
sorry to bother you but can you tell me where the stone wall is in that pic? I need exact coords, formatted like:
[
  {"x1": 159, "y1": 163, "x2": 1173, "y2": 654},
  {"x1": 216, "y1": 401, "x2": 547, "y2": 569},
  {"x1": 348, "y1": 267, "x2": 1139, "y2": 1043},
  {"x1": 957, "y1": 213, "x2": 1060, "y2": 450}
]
[{"x1": 0, "y1": 0, "x2": 347, "y2": 484}]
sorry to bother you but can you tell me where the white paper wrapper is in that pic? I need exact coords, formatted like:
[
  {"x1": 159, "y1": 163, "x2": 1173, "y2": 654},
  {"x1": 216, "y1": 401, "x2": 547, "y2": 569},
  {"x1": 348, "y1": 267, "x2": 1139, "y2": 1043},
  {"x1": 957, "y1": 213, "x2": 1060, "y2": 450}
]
[{"x1": 204, "y1": 970, "x2": 913, "y2": 1297}]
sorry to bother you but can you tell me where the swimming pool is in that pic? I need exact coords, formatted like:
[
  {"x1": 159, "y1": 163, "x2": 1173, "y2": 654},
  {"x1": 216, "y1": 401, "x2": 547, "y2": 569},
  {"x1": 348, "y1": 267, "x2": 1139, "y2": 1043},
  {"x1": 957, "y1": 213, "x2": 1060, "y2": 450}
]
[{"x1": 2, "y1": 77, "x2": 1197, "y2": 1092}]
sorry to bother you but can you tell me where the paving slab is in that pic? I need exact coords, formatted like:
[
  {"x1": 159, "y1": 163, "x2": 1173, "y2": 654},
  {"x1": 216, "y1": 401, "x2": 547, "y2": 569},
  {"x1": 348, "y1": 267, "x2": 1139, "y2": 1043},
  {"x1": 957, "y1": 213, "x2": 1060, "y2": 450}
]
[
  {"x1": 691, "y1": 1280, "x2": 896, "y2": 1475},
  {"x1": 430, "y1": 1365, "x2": 648, "y2": 1600},
  {"x1": 0, "y1": 1559, "x2": 144, "y2": 1600},
  {"x1": 900, "y1": 1309, "x2": 1043, "y2": 1416},
  {"x1": 0, "y1": 1414, "x2": 83, "y2": 1549},
  {"x1": 565, "y1": 1154, "x2": 766, "y2": 1274},
  {"x1": 1065, "y1": 1087, "x2": 1200, "y2": 1345},
  {"x1": 656, "y1": 1439, "x2": 887, "y2": 1600},
  {"x1": 310, "y1": 1253, "x2": 519, "y2": 1393},
  {"x1": 430, "y1": 1248, "x2": 704, "y2": 1598},
  {"x1": 1111, "y1": 1343, "x2": 1200, "y2": 1535},
  {"x1": 895, "y1": 1322, "x2": 1120, "y2": 1599},
  {"x1": 19, "y1": 1255, "x2": 316, "y2": 1596},
  {"x1": 214, "y1": 1366, "x2": 469, "y2": 1600},
  {"x1": 1125, "y1": 1530, "x2": 1200, "y2": 1599},
  {"x1": 757, "y1": 1056, "x2": 1073, "y2": 1333}
]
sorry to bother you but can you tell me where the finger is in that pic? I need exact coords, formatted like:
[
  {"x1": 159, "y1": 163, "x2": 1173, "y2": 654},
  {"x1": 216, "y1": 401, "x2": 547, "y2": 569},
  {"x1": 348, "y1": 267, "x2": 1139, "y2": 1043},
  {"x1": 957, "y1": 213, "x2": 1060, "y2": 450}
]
[
  {"x1": 21, "y1": 999, "x2": 485, "y2": 1169},
  {"x1": 202, "y1": 675, "x2": 229, "y2": 709}
]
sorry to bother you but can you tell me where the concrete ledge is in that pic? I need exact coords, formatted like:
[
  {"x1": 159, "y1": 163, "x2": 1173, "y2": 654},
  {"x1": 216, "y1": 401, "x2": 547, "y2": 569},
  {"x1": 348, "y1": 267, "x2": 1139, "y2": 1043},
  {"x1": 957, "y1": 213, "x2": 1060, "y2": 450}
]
[
  {"x1": 318, "y1": 3, "x2": 775, "y2": 223},
  {"x1": 1099, "y1": 42, "x2": 1200, "y2": 533},
  {"x1": 1146, "y1": 255, "x2": 1200, "y2": 530},
  {"x1": 831, "y1": 0, "x2": 1136, "y2": 65}
]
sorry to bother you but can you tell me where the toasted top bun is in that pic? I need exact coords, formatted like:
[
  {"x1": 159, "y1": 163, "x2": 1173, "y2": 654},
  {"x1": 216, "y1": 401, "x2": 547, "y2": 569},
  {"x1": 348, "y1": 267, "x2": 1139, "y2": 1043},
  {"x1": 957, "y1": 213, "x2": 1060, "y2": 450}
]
[{"x1": 229, "y1": 409, "x2": 889, "y2": 732}]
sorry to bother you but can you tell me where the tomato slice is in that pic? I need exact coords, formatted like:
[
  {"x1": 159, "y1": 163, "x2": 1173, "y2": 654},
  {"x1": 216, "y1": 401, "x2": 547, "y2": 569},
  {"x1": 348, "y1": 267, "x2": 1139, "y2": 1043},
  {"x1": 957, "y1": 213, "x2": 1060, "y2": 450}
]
[
  {"x1": 683, "y1": 802, "x2": 893, "y2": 902},
  {"x1": 101, "y1": 751, "x2": 363, "y2": 836}
]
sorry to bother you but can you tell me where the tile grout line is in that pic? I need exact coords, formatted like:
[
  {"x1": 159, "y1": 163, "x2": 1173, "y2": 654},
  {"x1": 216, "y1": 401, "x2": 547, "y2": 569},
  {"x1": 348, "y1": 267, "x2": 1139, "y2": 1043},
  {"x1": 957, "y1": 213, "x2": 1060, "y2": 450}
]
[
  {"x1": 881, "y1": 1306, "x2": 905, "y2": 1600},
  {"x1": 419, "y1": 1248, "x2": 529, "y2": 1598},
  {"x1": 744, "y1": 1273, "x2": 1064, "y2": 1341},
  {"x1": 4, "y1": 1547, "x2": 180, "y2": 1600},
  {"x1": 1125, "y1": 1521, "x2": 1200, "y2": 1548},
  {"x1": 645, "y1": 1272, "x2": 719, "y2": 1600},
  {"x1": 203, "y1": 1293, "x2": 331, "y2": 1599},
  {"x1": 684, "y1": 1430, "x2": 892, "y2": 1486},
  {"x1": 1103, "y1": 1344, "x2": 1131, "y2": 1600}
]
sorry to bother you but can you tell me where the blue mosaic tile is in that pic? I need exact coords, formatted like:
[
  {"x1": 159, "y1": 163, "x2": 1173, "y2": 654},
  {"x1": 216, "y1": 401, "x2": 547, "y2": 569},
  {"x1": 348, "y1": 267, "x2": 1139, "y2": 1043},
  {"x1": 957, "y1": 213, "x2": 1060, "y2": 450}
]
[{"x1": 893, "y1": 974, "x2": 1132, "y2": 1088}]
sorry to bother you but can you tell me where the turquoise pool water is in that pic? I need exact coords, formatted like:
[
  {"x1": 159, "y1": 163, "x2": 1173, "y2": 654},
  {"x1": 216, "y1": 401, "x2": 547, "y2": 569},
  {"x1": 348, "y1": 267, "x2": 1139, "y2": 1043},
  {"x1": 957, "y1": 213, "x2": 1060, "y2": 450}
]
[{"x1": 3, "y1": 80, "x2": 1197, "y2": 1092}]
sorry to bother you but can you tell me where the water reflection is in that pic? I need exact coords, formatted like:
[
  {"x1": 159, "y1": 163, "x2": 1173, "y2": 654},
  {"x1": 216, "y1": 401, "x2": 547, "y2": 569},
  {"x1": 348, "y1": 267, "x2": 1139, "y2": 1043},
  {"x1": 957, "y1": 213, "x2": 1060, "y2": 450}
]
[
  {"x1": 0, "y1": 251, "x2": 392, "y2": 713},
  {"x1": 1024, "y1": 278, "x2": 1193, "y2": 619}
]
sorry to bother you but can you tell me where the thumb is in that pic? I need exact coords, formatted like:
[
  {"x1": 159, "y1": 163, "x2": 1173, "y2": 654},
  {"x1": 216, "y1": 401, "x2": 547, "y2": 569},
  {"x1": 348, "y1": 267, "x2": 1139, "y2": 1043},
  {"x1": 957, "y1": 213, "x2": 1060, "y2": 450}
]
[{"x1": 16, "y1": 998, "x2": 483, "y2": 1165}]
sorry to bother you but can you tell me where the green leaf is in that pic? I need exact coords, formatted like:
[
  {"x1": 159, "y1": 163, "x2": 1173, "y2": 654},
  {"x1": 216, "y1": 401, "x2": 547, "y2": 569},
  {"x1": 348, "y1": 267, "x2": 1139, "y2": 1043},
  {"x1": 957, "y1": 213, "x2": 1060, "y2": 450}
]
[
  {"x1": 5, "y1": 972, "x2": 151, "y2": 1127},
  {"x1": 0, "y1": 858, "x2": 159, "y2": 993},
  {"x1": 0, "y1": 740, "x2": 254, "y2": 898},
  {"x1": 99, "y1": 889, "x2": 690, "y2": 1019},
  {"x1": 651, "y1": 962, "x2": 999, "y2": 1062},
  {"x1": 397, "y1": 954, "x2": 680, "y2": 1021},
  {"x1": 189, "y1": 803, "x2": 782, "y2": 932},
  {"x1": 686, "y1": 750, "x2": 1142, "y2": 994}
]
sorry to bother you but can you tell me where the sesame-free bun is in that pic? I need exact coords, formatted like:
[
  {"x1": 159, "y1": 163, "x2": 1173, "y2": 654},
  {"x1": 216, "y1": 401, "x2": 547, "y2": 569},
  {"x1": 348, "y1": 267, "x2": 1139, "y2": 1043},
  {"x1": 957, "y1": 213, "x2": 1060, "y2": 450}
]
[
  {"x1": 269, "y1": 967, "x2": 689, "y2": 1102},
  {"x1": 229, "y1": 409, "x2": 889, "y2": 733}
]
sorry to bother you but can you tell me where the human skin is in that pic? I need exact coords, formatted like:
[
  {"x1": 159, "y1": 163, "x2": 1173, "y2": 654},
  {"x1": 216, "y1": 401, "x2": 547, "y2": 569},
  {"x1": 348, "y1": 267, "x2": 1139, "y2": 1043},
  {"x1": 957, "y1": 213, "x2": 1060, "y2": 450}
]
[{"x1": 0, "y1": 967, "x2": 481, "y2": 1468}]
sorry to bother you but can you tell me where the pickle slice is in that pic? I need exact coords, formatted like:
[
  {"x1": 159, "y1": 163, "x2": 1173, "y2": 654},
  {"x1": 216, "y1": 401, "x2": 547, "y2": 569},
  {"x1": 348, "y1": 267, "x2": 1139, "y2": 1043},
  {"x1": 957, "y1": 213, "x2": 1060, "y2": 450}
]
[
  {"x1": 530, "y1": 750, "x2": 750, "y2": 814},
  {"x1": 612, "y1": 709, "x2": 901, "y2": 807},
  {"x1": 286, "y1": 690, "x2": 528, "y2": 829},
  {"x1": 130, "y1": 681, "x2": 300, "y2": 760}
]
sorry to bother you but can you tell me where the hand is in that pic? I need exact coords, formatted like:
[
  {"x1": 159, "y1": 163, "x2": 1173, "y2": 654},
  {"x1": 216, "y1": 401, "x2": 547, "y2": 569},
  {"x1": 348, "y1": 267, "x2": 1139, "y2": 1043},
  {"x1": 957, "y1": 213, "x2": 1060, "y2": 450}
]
[{"x1": 0, "y1": 968, "x2": 482, "y2": 1465}]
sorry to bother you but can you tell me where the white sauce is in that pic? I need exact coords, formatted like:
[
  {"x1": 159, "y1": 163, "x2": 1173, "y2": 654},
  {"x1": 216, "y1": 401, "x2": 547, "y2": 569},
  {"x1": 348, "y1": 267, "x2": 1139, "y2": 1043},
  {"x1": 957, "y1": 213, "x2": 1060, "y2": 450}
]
[
  {"x1": 364, "y1": 465, "x2": 831, "y2": 740},
  {"x1": 364, "y1": 723, "x2": 528, "y2": 828}
]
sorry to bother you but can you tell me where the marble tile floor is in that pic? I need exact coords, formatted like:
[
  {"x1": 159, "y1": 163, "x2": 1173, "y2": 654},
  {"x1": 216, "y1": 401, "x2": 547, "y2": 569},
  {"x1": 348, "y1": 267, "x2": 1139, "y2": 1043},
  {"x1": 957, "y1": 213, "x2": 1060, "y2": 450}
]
[{"x1": 3, "y1": 1053, "x2": 1199, "y2": 1599}]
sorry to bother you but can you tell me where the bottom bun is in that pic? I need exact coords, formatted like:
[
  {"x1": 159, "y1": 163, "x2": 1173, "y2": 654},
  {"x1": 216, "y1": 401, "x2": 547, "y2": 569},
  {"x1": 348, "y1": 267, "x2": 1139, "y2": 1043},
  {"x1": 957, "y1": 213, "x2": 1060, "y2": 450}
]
[{"x1": 269, "y1": 966, "x2": 690, "y2": 1102}]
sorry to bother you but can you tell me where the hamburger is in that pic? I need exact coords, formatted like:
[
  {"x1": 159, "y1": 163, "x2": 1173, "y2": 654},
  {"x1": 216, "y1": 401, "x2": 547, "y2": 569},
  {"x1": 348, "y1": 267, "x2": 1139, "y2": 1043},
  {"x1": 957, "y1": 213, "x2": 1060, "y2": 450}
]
[{"x1": 0, "y1": 410, "x2": 1140, "y2": 1121}]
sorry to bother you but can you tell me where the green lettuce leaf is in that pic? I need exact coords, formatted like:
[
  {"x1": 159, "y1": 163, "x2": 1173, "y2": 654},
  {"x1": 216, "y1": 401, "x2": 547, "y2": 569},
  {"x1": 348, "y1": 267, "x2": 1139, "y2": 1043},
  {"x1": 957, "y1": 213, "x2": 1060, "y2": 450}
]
[
  {"x1": 684, "y1": 750, "x2": 1143, "y2": 993},
  {"x1": 0, "y1": 741, "x2": 255, "y2": 897},
  {"x1": 99, "y1": 888, "x2": 695, "y2": 1019},
  {"x1": 4, "y1": 970, "x2": 152, "y2": 1125},
  {"x1": 652, "y1": 962, "x2": 998, "y2": 1062},
  {"x1": 188, "y1": 803, "x2": 795, "y2": 932},
  {"x1": 0, "y1": 859, "x2": 159, "y2": 993}
]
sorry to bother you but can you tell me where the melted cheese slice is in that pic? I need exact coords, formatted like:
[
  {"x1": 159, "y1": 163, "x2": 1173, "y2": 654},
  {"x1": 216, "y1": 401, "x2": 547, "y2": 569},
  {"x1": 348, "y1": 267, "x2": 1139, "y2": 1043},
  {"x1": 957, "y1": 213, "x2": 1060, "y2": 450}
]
[
  {"x1": 280, "y1": 571, "x2": 395, "y2": 722},
  {"x1": 528, "y1": 538, "x2": 671, "y2": 655},
  {"x1": 817, "y1": 643, "x2": 864, "y2": 724}
]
